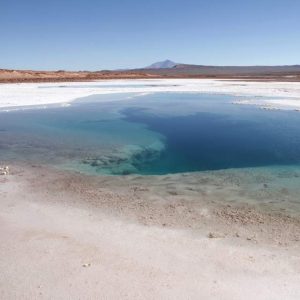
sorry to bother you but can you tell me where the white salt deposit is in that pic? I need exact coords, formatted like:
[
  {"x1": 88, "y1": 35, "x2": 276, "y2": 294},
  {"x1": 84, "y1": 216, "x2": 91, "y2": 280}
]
[{"x1": 1, "y1": 79, "x2": 300, "y2": 111}]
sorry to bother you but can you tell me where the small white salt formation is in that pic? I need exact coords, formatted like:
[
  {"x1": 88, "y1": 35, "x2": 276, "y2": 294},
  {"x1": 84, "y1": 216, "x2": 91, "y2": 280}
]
[{"x1": 0, "y1": 166, "x2": 9, "y2": 175}]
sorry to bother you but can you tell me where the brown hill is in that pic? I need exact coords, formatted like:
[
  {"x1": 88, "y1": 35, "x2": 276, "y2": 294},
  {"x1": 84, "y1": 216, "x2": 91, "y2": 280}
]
[
  {"x1": 0, "y1": 69, "x2": 158, "y2": 83},
  {"x1": 1, "y1": 64, "x2": 300, "y2": 83}
]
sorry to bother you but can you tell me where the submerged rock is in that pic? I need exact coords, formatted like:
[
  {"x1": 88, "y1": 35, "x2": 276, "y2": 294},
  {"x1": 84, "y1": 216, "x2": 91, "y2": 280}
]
[{"x1": 80, "y1": 141, "x2": 165, "y2": 175}]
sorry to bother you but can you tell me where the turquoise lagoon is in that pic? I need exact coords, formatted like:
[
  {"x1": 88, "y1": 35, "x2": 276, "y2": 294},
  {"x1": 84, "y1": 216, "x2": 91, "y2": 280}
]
[{"x1": 1, "y1": 92, "x2": 300, "y2": 176}]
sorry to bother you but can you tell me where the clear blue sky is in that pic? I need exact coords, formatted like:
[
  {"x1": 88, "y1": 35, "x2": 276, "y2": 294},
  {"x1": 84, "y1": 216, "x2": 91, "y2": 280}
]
[{"x1": 1, "y1": 0, "x2": 299, "y2": 70}]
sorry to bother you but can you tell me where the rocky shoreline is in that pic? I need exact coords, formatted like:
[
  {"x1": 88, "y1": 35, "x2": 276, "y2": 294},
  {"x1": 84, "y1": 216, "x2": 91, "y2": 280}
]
[{"x1": 5, "y1": 163, "x2": 300, "y2": 247}]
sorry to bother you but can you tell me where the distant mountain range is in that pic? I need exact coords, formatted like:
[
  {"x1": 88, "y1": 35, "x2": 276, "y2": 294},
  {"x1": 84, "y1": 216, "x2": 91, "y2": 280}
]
[
  {"x1": 145, "y1": 60, "x2": 177, "y2": 69},
  {"x1": 1, "y1": 60, "x2": 300, "y2": 83},
  {"x1": 136, "y1": 60, "x2": 300, "y2": 77}
]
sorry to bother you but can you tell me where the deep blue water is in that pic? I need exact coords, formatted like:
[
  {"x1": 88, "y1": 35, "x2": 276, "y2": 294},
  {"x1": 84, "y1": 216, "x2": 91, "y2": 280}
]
[
  {"x1": 123, "y1": 107, "x2": 300, "y2": 174},
  {"x1": 1, "y1": 92, "x2": 300, "y2": 175}
]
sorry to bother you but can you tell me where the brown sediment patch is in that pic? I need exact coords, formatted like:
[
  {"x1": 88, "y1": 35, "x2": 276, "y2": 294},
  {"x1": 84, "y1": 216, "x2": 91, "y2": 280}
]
[{"x1": 7, "y1": 163, "x2": 300, "y2": 248}]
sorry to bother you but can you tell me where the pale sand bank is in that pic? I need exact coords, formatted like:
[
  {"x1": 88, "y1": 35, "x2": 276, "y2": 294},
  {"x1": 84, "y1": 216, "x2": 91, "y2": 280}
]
[
  {"x1": 1, "y1": 79, "x2": 300, "y2": 111},
  {"x1": 1, "y1": 164, "x2": 300, "y2": 299}
]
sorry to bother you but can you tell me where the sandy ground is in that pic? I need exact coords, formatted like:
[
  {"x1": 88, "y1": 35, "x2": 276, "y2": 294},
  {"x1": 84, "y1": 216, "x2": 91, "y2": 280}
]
[
  {"x1": 1, "y1": 164, "x2": 300, "y2": 299},
  {"x1": 1, "y1": 79, "x2": 300, "y2": 111}
]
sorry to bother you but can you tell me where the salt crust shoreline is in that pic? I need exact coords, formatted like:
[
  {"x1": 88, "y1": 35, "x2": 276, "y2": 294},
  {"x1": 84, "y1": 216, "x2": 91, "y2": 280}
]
[
  {"x1": 1, "y1": 79, "x2": 300, "y2": 111},
  {"x1": 0, "y1": 164, "x2": 300, "y2": 299}
]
